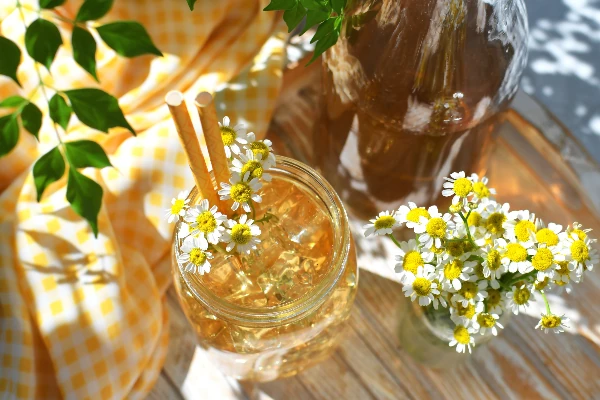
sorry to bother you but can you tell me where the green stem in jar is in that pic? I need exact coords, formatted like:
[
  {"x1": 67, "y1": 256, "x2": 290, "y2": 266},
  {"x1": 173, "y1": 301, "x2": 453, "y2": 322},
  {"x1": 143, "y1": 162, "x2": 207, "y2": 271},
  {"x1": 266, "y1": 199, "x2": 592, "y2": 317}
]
[{"x1": 388, "y1": 234, "x2": 403, "y2": 249}]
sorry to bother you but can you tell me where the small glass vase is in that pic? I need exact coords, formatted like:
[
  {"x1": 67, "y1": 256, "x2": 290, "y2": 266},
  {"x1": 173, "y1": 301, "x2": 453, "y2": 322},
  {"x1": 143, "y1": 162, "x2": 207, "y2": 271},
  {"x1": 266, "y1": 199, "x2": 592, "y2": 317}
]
[{"x1": 397, "y1": 297, "x2": 510, "y2": 368}]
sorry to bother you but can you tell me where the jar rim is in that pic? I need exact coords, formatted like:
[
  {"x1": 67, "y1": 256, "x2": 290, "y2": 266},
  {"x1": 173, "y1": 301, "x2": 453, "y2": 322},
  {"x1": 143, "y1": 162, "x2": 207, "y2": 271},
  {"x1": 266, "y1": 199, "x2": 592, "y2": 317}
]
[{"x1": 173, "y1": 156, "x2": 351, "y2": 327}]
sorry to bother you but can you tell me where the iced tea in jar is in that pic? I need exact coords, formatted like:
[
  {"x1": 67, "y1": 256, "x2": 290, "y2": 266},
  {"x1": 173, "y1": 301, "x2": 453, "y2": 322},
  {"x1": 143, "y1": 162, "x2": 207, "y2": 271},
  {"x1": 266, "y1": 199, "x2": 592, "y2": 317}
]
[{"x1": 171, "y1": 156, "x2": 358, "y2": 381}]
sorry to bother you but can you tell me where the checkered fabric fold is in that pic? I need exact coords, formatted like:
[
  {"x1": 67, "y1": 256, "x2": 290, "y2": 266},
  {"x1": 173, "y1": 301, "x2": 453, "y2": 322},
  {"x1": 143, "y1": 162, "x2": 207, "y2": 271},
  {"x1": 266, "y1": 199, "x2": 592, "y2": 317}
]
[{"x1": 0, "y1": 0, "x2": 285, "y2": 398}]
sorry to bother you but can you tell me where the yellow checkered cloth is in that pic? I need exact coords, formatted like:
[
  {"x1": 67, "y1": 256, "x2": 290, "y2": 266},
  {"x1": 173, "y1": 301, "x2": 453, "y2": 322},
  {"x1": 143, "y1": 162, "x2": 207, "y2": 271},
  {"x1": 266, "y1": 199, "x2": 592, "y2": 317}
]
[{"x1": 0, "y1": 0, "x2": 285, "y2": 398}]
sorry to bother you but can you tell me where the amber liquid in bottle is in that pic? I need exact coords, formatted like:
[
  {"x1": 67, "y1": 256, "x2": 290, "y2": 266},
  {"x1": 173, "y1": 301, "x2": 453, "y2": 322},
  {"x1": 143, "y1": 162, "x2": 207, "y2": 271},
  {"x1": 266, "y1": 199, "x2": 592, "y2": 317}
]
[{"x1": 314, "y1": 0, "x2": 524, "y2": 220}]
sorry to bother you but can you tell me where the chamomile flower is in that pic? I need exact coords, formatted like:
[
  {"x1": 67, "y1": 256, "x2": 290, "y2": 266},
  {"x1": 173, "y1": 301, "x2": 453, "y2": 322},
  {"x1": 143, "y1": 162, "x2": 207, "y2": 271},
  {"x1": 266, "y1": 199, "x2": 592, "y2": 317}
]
[
  {"x1": 231, "y1": 149, "x2": 273, "y2": 182},
  {"x1": 535, "y1": 314, "x2": 569, "y2": 334},
  {"x1": 449, "y1": 323, "x2": 476, "y2": 353},
  {"x1": 413, "y1": 206, "x2": 455, "y2": 248},
  {"x1": 396, "y1": 202, "x2": 431, "y2": 229},
  {"x1": 451, "y1": 280, "x2": 488, "y2": 307},
  {"x1": 394, "y1": 239, "x2": 434, "y2": 280},
  {"x1": 184, "y1": 199, "x2": 227, "y2": 244},
  {"x1": 553, "y1": 261, "x2": 574, "y2": 294},
  {"x1": 364, "y1": 210, "x2": 400, "y2": 237},
  {"x1": 526, "y1": 244, "x2": 565, "y2": 281},
  {"x1": 178, "y1": 235, "x2": 213, "y2": 275},
  {"x1": 506, "y1": 284, "x2": 533, "y2": 315},
  {"x1": 219, "y1": 116, "x2": 248, "y2": 158},
  {"x1": 474, "y1": 312, "x2": 503, "y2": 336},
  {"x1": 563, "y1": 234, "x2": 598, "y2": 276},
  {"x1": 484, "y1": 288, "x2": 505, "y2": 314},
  {"x1": 535, "y1": 222, "x2": 563, "y2": 248},
  {"x1": 165, "y1": 190, "x2": 190, "y2": 223},
  {"x1": 402, "y1": 266, "x2": 439, "y2": 306},
  {"x1": 244, "y1": 132, "x2": 276, "y2": 168},
  {"x1": 439, "y1": 254, "x2": 477, "y2": 291},
  {"x1": 451, "y1": 301, "x2": 484, "y2": 325},
  {"x1": 564, "y1": 222, "x2": 592, "y2": 241},
  {"x1": 504, "y1": 210, "x2": 537, "y2": 246},
  {"x1": 219, "y1": 172, "x2": 263, "y2": 212},
  {"x1": 221, "y1": 214, "x2": 261, "y2": 254},
  {"x1": 498, "y1": 238, "x2": 532, "y2": 274},
  {"x1": 481, "y1": 242, "x2": 506, "y2": 287},
  {"x1": 480, "y1": 200, "x2": 512, "y2": 239},
  {"x1": 442, "y1": 171, "x2": 473, "y2": 204},
  {"x1": 469, "y1": 173, "x2": 496, "y2": 200}
]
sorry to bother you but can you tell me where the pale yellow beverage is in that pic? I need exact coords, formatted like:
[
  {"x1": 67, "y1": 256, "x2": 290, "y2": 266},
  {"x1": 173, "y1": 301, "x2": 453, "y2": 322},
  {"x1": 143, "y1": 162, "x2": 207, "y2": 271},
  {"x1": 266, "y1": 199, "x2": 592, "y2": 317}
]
[{"x1": 171, "y1": 157, "x2": 358, "y2": 381}]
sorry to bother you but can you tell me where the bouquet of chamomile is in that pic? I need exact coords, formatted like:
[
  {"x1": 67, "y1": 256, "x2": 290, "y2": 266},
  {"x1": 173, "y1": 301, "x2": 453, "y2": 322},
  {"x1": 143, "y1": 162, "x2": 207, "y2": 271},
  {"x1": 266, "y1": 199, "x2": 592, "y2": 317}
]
[
  {"x1": 363, "y1": 172, "x2": 598, "y2": 354},
  {"x1": 165, "y1": 116, "x2": 276, "y2": 275}
]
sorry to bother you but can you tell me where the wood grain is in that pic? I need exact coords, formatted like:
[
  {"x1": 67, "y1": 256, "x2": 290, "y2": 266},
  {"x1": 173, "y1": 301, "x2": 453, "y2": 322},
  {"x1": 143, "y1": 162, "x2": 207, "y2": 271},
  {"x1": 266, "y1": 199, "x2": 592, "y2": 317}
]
[{"x1": 150, "y1": 56, "x2": 600, "y2": 400}]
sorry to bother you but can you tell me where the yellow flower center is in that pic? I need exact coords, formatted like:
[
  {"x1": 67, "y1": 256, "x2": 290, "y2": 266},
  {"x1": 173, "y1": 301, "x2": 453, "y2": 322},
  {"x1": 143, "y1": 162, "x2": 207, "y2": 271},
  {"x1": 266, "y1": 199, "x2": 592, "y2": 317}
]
[
  {"x1": 541, "y1": 315, "x2": 562, "y2": 329},
  {"x1": 412, "y1": 277, "x2": 432, "y2": 296},
  {"x1": 189, "y1": 248, "x2": 207, "y2": 266},
  {"x1": 426, "y1": 217, "x2": 447, "y2": 238},
  {"x1": 486, "y1": 249, "x2": 502, "y2": 271},
  {"x1": 457, "y1": 303, "x2": 476, "y2": 318},
  {"x1": 477, "y1": 313, "x2": 496, "y2": 328},
  {"x1": 459, "y1": 282, "x2": 478, "y2": 300},
  {"x1": 536, "y1": 228, "x2": 559, "y2": 246},
  {"x1": 486, "y1": 289, "x2": 501, "y2": 307},
  {"x1": 453, "y1": 178, "x2": 473, "y2": 197},
  {"x1": 430, "y1": 245, "x2": 444, "y2": 254},
  {"x1": 403, "y1": 251, "x2": 423, "y2": 274},
  {"x1": 195, "y1": 211, "x2": 217, "y2": 233},
  {"x1": 230, "y1": 182, "x2": 252, "y2": 203},
  {"x1": 250, "y1": 141, "x2": 270, "y2": 160},
  {"x1": 230, "y1": 223, "x2": 252, "y2": 245},
  {"x1": 556, "y1": 261, "x2": 569, "y2": 275},
  {"x1": 570, "y1": 240, "x2": 589, "y2": 263},
  {"x1": 513, "y1": 287, "x2": 531, "y2": 305},
  {"x1": 474, "y1": 263, "x2": 485, "y2": 279},
  {"x1": 532, "y1": 248, "x2": 553, "y2": 271},
  {"x1": 485, "y1": 213, "x2": 506, "y2": 235},
  {"x1": 467, "y1": 211, "x2": 482, "y2": 227},
  {"x1": 514, "y1": 220, "x2": 536, "y2": 242},
  {"x1": 444, "y1": 259, "x2": 463, "y2": 280},
  {"x1": 453, "y1": 326, "x2": 471, "y2": 345},
  {"x1": 446, "y1": 241, "x2": 465, "y2": 257},
  {"x1": 473, "y1": 181, "x2": 490, "y2": 198},
  {"x1": 171, "y1": 199, "x2": 185, "y2": 215},
  {"x1": 571, "y1": 229, "x2": 587, "y2": 240},
  {"x1": 406, "y1": 207, "x2": 430, "y2": 223},
  {"x1": 534, "y1": 277, "x2": 549, "y2": 291},
  {"x1": 241, "y1": 160, "x2": 264, "y2": 179},
  {"x1": 374, "y1": 215, "x2": 396, "y2": 230},
  {"x1": 220, "y1": 126, "x2": 237, "y2": 146},
  {"x1": 506, "y1": 243, "x2": 527, "y2": 262},
  {"x1": 554, "y1": 279, "x2": 567, "y2": 286}
]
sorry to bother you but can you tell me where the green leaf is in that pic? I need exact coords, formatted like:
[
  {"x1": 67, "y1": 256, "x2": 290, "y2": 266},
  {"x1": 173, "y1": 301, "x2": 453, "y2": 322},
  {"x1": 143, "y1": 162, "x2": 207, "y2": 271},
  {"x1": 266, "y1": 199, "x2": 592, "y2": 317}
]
[
  {"x1": 186, "y1": 0, "x2": 197, "y2": 10},
  {"x1": 0, "y1": 37, "x2": 22, "y2": 86},
  {"x1": 300, "y1": 0, "x2": 327, "y2": 10},
  {"x1": 330, "y1": 0, "x2": 346, "y2": 13},
  {"x1": 310, "y1": 17, "x2": 335, "y2": 43},
  {"x1": 97, "y1": 22, "x2": 163, "y2": 58},
  {"x1": 49, "y1": 93, "x2": 72, "y2": 131},
  {"x1": 33, "y1": 146, "x2": 65, "y2": 201},
  {"x1": 0, "y1": 114, "x2": 19, "y2": 157},
  {"x1": 301, "y1": 9, "x2": 329, "y2": 34},
  {"x1": 39, "y1": 0, "x2": 67, "y2": 9},
  {"x1": 307, "y1": 17, "x2": 341, "y2": 65},
  {"x1": 25, "y1": 19, "x2": 63, "y2": 71},
  {"x1": 72, "y1": 27, "x2": 98, "y2": 81},
  {"x1": 0, "y1": 96, "x2": 28, "y2": 108},
  {"x1": 283, "y1": 3, "x2": 307, "y2": 33},
  {"x1": 75, "y1": 0, "x2": 114, "y2": 22},
  {"x1": 263, "y1": 0, "x2": 297, "y2": 11},
  {"x1": 66, "y1": 168, "x2": 103, "y2": 237},
  {"x1": 21, "y1": 103, "x2": 43, "y2": 139},
  {"x1": 64, "y1": 88, "x2": 135, "y2": 135},
  {"x1": 65, "y1": 140, "x2": 112, "y2": 169}
]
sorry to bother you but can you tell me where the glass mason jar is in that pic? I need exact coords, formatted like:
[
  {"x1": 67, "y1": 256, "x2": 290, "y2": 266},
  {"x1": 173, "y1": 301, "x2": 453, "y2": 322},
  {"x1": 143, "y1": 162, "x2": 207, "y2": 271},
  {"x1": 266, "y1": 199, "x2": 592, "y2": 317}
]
[
  {"x1": 397, "y1": 297, "x2": 510, "y2": 367},
  {"x1": 171, "y1": 156, "x2": 358, "y2": 382},
  {"x1": 314, "y1": 0, "x2": 529, "y2": 220}
]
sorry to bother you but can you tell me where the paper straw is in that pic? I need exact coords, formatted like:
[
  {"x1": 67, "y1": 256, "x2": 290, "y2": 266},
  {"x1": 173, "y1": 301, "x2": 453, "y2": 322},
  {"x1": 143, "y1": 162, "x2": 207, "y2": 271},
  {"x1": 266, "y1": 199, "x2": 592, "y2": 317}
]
[
  {"x1": 194, "y1": 92, "x2": 230, "y2": 189},
  {"x1": 165, "y1": 91, "x2": 219, "y2": 207}
]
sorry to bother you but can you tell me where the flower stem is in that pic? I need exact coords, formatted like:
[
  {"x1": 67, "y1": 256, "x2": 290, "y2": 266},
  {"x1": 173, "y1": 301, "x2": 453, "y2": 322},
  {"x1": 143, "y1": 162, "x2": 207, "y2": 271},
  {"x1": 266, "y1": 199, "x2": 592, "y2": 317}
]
[
  {"x1": 458, "y1": 211, "x2": 477, "y2": 249},
  {"x1": 249, "y1": 200, "x2": 256, "y2": 221},
  {"x1": 388, "y1": 234, "x2": 402, "y2": 248},
  {"x1": 541, "y1": 291, "x2": 552, "y2": 315}
]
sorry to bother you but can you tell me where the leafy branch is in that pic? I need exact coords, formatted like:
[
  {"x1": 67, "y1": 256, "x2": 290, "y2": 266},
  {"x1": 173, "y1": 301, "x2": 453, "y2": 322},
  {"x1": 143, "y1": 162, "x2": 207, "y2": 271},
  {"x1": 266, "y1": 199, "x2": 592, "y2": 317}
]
[
  {"x1": 0, "y1": 0, "x2": 163, "y2": 237},
  {"x1": 186, "y1": 0, "x2": 347, "y2": 65}
]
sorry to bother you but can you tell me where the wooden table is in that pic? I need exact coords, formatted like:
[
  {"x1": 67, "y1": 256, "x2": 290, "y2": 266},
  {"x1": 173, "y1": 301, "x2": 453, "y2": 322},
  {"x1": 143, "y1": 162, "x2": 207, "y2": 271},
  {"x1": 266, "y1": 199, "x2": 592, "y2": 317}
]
[{"x1": 149, "y1": 57, "x2": 600, "y2": 400}]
